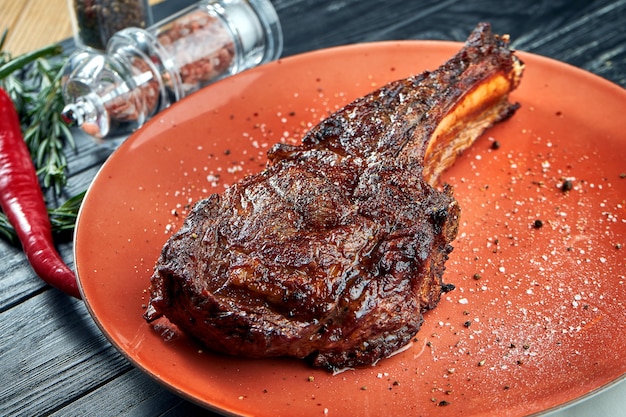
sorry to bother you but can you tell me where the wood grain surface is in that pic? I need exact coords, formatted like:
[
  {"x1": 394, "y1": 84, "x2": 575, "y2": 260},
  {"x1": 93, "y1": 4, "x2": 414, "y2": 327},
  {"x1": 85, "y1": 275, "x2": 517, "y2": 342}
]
[
  {"x1": 0, "y1": 0, "x2": 625, "y2": 416},
  {"x1": 0, "y1": 0, "x2": 72, "y2": 55}
]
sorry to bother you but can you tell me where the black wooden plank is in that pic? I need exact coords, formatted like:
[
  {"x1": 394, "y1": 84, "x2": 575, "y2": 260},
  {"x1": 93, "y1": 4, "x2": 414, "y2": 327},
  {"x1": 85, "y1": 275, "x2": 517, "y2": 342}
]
[
  {"x1": 49, "y1": 368, "x2": 215, "y2": 416},
  {"x1": 0, "y1": 291, "x2": 131, "y2": 416},
  {"x1": 273, "y1": 0, "x2": 626, "y2": 86}
]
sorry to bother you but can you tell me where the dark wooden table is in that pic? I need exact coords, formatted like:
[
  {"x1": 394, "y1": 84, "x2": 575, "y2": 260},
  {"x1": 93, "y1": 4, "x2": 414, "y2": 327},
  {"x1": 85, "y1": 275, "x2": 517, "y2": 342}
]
[{"x1": 1, "y1": 0, "x2": 625, "y2": 416}]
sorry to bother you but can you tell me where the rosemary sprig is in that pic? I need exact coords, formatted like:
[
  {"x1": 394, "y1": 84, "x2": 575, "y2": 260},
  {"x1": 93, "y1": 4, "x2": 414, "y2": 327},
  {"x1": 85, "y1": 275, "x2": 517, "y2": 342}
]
[
  {"x1": 0, "y1": 29, "x2": 84, "y2": 242},
  {"x1": 48, "y1": 191, "x2": 86, "y2": 233},
  {"x1": 21, "y1": 58, "x2": 75, "y2": 195},
  {"x1": 0, "y1": 29, "x2": 74, "y2": 195}
]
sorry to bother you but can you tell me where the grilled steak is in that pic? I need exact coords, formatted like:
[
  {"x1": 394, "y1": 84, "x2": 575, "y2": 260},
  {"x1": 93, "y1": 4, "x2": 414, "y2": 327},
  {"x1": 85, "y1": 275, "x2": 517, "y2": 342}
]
[{"x1": 144, "y1": 23, "x2": 524, "y2": 371}]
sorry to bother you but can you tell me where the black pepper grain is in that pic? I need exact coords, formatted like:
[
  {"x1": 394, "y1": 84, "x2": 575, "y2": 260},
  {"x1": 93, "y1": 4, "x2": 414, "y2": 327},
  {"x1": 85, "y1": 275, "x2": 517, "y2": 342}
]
[
  {"x1": 491, "y1": 140, "x2": 501, "y2": 150},
  {"x1": 533, "y1": 219, "x2": 543, "y2": 229},
  {"x1": 561, "y1": 180, "x2": 573, "y2": 192}
]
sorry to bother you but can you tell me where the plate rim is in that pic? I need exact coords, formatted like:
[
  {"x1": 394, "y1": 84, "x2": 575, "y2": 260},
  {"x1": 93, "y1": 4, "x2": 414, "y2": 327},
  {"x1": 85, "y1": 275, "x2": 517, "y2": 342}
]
[{"x1": 74, "y1": 39, "x2": 626, "y2": 417}]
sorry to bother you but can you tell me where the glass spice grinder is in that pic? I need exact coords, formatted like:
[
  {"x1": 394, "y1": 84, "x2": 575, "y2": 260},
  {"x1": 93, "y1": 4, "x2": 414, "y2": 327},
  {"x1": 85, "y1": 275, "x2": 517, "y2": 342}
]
[{"x1": 61, "y1": 0, "x2": 283, "y2": 140}]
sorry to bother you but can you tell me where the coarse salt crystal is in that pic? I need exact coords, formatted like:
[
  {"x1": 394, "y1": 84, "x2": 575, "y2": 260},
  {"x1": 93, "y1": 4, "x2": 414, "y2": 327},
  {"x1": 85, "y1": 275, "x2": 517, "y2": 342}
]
[{"x1": 459, "y1": 298, "x2": 469, "y2": 305}]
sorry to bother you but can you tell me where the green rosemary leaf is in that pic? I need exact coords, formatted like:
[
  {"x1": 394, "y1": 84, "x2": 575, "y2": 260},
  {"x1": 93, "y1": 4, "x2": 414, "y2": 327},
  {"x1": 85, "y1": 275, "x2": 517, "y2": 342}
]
[
  {"x1": 48, "y1": 191, "x2": 86, "y2": 232},
  {"x1": 0, "y1": 212, "x2": 17, "y2": 243}
]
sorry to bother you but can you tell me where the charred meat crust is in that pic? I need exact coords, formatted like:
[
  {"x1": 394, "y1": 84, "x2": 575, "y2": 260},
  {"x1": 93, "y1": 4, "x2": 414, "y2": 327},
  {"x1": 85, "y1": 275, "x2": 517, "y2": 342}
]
[{"x1": 144, "y1": 23, "x2": 523, "y2": 371}]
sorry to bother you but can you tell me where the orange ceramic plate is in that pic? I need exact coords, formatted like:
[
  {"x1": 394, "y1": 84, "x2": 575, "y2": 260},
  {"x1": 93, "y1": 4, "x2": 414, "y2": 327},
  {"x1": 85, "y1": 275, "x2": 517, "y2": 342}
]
[{"x1": 75, "y1": 41, "x2": 626, "y2": 417}]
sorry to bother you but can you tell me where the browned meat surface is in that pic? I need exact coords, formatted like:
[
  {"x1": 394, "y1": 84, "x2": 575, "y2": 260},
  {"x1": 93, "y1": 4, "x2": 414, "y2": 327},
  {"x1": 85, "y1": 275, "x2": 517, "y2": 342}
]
[{"x1": 144, "y1": 23, "x2": 524, "y2": 371}]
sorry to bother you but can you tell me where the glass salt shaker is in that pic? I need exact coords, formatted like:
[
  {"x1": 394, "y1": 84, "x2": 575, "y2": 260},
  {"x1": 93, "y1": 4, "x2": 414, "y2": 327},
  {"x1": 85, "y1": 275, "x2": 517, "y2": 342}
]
[
  {"x1": 68, "y1": 0, "x2": 153, "y2": 50},
  {"x1": 61, "y1": 0, "x2": 282, "y2": 141}
]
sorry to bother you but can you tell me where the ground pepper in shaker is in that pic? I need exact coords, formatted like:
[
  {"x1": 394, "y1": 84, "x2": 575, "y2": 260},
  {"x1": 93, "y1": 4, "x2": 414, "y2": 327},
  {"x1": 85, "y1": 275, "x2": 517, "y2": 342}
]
[
  {"x1": 61, "y1": 0, "x2": 282, "y2": 141},
  {"x1": 69, "y1": 0, "x2": 153, "y2": 50}
]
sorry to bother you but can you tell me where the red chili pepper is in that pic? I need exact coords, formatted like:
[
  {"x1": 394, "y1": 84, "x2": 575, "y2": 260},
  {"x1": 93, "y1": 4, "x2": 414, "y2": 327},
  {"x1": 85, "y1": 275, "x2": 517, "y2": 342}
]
[{"x1": 0, "y1": 87, "x2": 80, "y2": 298}]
